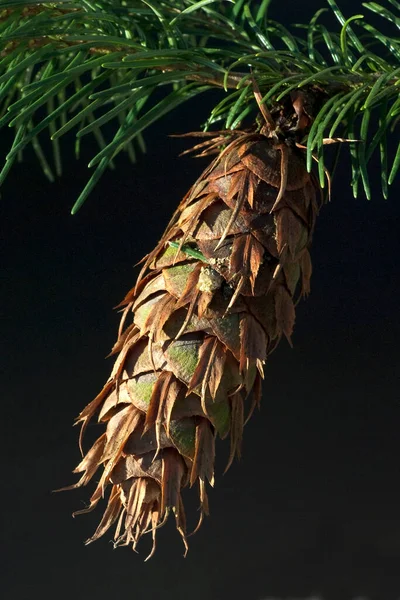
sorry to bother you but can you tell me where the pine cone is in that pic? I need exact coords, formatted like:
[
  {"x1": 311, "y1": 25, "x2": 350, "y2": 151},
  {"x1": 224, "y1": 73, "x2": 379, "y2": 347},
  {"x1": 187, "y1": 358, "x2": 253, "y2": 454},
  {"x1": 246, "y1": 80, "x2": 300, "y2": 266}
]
[{"x1": 63, "y1": 126, "x2": 321, "y2": 558}]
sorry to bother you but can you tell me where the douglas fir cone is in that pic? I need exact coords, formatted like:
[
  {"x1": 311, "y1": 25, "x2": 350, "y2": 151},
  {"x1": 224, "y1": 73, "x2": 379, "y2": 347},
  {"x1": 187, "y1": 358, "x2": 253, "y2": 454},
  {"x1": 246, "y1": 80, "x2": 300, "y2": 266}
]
[{"x1": 62, "y1": 91, "x2": 322, "y2": 559}]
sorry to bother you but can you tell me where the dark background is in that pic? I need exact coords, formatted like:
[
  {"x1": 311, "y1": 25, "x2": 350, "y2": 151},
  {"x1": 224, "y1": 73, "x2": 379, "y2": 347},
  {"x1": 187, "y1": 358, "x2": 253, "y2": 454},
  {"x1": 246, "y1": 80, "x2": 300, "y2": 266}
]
[{"x1": 2, "y1": 1, "x2": 400, "y2": 599}]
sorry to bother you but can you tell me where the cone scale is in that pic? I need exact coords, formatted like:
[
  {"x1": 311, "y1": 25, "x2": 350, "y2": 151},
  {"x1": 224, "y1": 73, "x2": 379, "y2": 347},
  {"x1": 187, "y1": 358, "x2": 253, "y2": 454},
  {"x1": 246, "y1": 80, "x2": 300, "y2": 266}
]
[{"x1": 64, "y1": 108, "x2": 322, "y2": 558}]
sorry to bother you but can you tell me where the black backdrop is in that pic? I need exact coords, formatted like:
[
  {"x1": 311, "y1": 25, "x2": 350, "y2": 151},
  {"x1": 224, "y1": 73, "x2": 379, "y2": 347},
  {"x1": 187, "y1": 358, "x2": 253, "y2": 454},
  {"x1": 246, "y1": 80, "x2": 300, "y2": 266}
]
[{"x1": 2, "y1": 1, "x2": 400, "y2": 598}]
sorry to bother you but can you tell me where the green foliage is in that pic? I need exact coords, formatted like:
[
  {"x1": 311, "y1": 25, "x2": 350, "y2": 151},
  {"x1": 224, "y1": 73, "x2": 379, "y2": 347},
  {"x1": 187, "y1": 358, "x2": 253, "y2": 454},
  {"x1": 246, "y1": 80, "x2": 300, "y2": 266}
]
[{"x1": 0, "y1": 0, "x2": 399, "y2": 210}]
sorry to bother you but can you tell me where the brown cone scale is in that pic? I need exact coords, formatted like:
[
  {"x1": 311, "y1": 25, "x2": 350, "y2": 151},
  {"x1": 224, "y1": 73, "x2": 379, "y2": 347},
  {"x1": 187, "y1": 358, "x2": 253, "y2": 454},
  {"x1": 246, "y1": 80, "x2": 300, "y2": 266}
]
[{"x1": 63, "y1": 123, "x2": 322, "y2": 558}]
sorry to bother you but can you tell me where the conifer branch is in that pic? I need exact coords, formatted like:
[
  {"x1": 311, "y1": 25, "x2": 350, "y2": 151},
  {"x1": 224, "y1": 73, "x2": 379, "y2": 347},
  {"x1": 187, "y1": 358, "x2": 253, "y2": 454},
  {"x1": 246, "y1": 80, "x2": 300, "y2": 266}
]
[{"x1": 0, "y1": 0, "x2": 399, "y2": 209}]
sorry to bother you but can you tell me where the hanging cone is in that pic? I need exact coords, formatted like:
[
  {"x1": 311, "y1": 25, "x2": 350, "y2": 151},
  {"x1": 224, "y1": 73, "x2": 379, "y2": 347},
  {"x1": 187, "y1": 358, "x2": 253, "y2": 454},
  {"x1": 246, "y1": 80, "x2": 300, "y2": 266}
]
[{"x1": 62, "y1": 111, "x2": 322, "y2": 558}]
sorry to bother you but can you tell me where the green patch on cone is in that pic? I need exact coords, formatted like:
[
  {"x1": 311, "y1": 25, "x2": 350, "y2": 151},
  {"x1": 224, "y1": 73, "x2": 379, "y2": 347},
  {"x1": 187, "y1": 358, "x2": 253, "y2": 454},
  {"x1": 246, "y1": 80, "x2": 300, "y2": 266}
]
[{"x1": 169, "y1": 417, "x2": 196, "y2": 459}]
